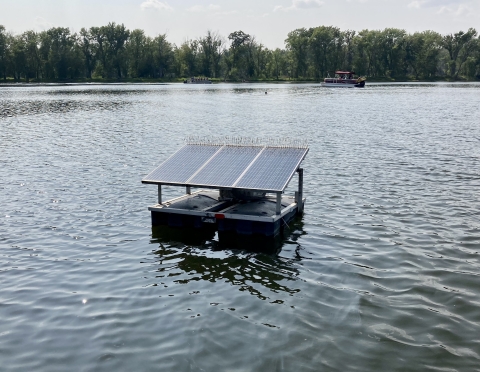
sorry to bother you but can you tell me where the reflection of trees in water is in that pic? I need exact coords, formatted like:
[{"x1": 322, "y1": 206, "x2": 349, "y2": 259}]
[
  {"x1": 46, "y1": 89, "x2": 154, "y2": 96},
  {"x1": 1, "y1": 99, "x2": 129, "y2": 118},
  {"x1": 150, "y1": 219, "x2": 306, "y2": 300}
]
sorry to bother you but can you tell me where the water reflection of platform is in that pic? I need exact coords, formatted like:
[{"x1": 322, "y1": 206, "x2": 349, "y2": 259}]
[{"x1": 150, "y1": 231, "x2": 303, "y2": 301}]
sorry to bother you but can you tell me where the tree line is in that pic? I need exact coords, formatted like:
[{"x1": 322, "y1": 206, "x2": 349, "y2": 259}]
[{"x1": 0, "y1": 23, "x2": 479, "y2": 82}]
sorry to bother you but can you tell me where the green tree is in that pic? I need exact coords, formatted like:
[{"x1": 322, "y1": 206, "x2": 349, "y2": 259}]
[
  {"x1": 23, "y1": 31, "x2": 40, "y2": 81},
  {"x1": 10, "y1": 34, "x2": 26, "y2": 81},
  {"x1": 199, "y1": 31, "x2": 224, "y2": 77},
  {"x1": 442, "y1": 28, "x2": 478, "y2": 78},
  {"x1": 342, "y1": 30, "x2": 356, "y2": 71},
  {"x1": 285, "y1": 28, "x2": 311, "y2": 78},
  {"x1": 309, "y1": 26, "x2": 343, "y2": 79},
  {"x1": 226, "y1": 30, "x2": 256, "y2": 80},
  {"x1": 406, "y1": 31, "x2": 442, "y2": 79},
  {"x1": 79, "y1": 28, "x2": 96, "y2": 79},
  {"x1": 380, "y1": 28, "x2": 407, "y2": 78},
  {"x1": 353, "y1": 29, "x2": 389, "y2": 77},
  {"x1": 127, "y1": 29, "x2": 147, "y2": 78},
  {"x1": 152, "y1": 34, "x2": 173, "y2": 78},
  {"x1": 244, "y1": 36, "x2": 257, "y2": 78},
  {"x1": 45, "y1": 27, "x2": 75, "y2": 80},
  {"x1": 90, "y1": 26, "x2": 108, "y2": 78},
  {"x1": 68, "y1": 35, "x2": 85, "y2": 79},
  {"x1": 252, "y1": 43, "x2": 269, "y2": 79},
  {"x1": 271, "y1": 48, "x2": 287, "y2": 80},
  {"x1": 175, "y1": 39, "x2": 199, "y2": 77},
  {"x1": 0, "y1": 25, "x2": 8, "y2": 81},
  {"x1": 38, "y1": 30, "x2": 52, "y2": 79},
  {"x1": 103, "y1": 22, "x2": 130, "y2": 78}
]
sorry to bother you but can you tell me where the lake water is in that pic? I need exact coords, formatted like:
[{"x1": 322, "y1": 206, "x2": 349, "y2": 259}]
[{"x1": 1, "y1": 82, "x2": 480, "y2": 371}]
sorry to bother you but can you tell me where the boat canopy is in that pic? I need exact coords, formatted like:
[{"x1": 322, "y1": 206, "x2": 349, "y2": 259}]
[{"x1": 335, "y1": 70, "x2": 355, "y2": 75}]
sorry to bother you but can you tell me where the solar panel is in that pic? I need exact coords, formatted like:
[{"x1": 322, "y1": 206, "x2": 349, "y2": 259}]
[
  {"x1": 189, "y1": 146, "x2": 262, "y2": 187},
  {"x1": 234, "y1": 147, "x2": 307, "y2": 191},
  {"x1": 142, "y1": 141, "x2": 308, "y2": 192},
  {"x1": 143, "y1": 144, "x2": 221, "y2": 184}
]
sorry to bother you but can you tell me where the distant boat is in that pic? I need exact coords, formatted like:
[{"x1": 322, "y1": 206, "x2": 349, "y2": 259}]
[
  {"x1": 322, "y1": 71, "x2": 366, "y2": 88},
  {"x1": 184, "y1": 77, "x2": 212, "y2": 84}
]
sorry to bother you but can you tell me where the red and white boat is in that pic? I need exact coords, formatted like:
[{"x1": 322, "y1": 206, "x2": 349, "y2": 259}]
[{"x1": 322, "y1": 71, "x2": 366, "y2": 88}]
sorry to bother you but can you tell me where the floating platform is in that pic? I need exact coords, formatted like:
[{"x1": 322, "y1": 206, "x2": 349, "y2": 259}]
[{"x1": 142, "y1": 137, "x2": 308, "y2": 239}]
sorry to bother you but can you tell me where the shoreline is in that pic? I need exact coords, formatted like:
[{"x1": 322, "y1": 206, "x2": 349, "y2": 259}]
[{"x1": 1, "y1": 79, "x2": 479, "y2": 87}]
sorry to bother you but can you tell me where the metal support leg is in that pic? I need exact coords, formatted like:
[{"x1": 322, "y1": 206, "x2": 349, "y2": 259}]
[
  {"x1": 158, "y1": 184, "x2": 162, "y2": 205},
  {"x1": 186, "y1": 186, "x2": 191, "y2": 195},
  {"x1": 276, "y1": 192, "x2": 282, "y2": 215},
  {"x1": 297, "y1": 168, "x2": 303, "y2": 213}
]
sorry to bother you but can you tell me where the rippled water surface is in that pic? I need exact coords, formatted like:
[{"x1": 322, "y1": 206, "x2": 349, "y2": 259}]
[{"x1": 1, "y1": 83, "x2": 480, "y2": 371}]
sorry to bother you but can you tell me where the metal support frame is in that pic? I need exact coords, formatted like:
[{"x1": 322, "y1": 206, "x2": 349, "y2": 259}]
[
  {"x1": 186, "y1": 186, "x2": 191, "y2": 194},
  {"x1": 296, "y1": 168, "x2": 304, "y2": 213},
  {"x1": 276, "y1": 192, "x2": 282, "y2": 215},
  {"x1": 158, "y1": 184, "x2": 162, "y2": 204}
]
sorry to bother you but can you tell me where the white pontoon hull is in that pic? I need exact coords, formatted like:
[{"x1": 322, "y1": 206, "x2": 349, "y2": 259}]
[{"x1": 321, "y1": 82, "x2": 357, "y2": 88}]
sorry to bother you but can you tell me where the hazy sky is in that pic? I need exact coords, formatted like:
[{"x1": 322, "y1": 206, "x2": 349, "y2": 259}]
[{"x1": 1, "y1": 0, "x2": 478, "y2": 48}]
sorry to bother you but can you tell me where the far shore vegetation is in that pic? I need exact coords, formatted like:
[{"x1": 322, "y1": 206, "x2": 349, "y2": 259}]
[{"x1": 0, "y1": 24, "x2": 479, "y2": 84}]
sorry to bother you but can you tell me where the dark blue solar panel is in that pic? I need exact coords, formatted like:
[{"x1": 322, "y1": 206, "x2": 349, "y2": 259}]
[
  {"x1": 234, "y1": 148, "x2": 307, "y2": 191},
  {"x1": 189, "y1": 146, "x2": 262, "y2": 187},
  {"x1": 143, "y1": 144, "x2": 221, "y2": 184}
]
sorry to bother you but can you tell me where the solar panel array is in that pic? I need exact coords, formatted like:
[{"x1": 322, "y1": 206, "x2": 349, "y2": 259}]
[{"x1": 143, "y1": 144, "x2": 308, "y2": 192}]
